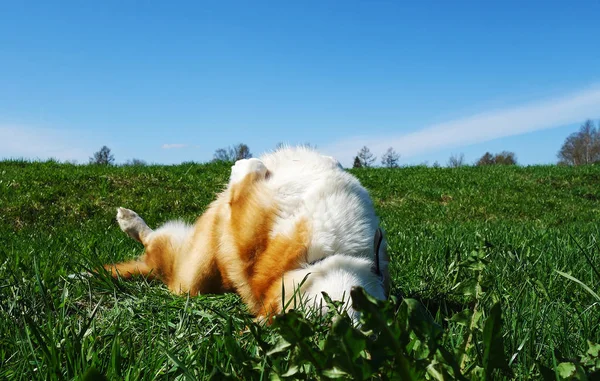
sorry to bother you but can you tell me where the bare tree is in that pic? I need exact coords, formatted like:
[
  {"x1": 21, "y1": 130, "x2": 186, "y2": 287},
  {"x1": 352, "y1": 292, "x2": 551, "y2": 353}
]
[
  {"x1": 558, "y1": 120, "x2": 600, "y2": 165},
  {"x1": 213, "y1": 147, "x2": 234, "y2": 162},
  {"x1": 89, "y1": 146, "x2": 115, "y2": 165},
  {"x1": 447, "y1": 153, "x2": 465, "y2": 168},
  {"x1": 234, "y1": 143, "x2": 252, "y2": 160},
  {"x1": 357, "y1": 146, "x2": 376, "y2": 167},
  {"x1": 213, "y1": 143, "x2": 253, "y2": 162},
  {"x1": 381, "y1": 147, "x2": 400, "y2": 168},
  {"x1": 352, "y1": 156, "x2": 362, "y2": 168}
]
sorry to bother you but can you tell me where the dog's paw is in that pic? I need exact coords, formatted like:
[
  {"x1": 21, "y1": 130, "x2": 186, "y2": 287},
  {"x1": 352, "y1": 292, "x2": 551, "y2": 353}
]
[
  {"x1": 116, "y1": 207, "x2": 146, "y2": 234},
  {"x1": 229, "y1": 158, "x2": 268, "y2": 185}
]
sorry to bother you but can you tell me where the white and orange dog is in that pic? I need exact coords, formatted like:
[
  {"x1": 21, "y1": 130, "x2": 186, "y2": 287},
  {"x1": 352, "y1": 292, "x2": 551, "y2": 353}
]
[{"x1": 104, "y1": 147, "x2": 389, "y2": 321}]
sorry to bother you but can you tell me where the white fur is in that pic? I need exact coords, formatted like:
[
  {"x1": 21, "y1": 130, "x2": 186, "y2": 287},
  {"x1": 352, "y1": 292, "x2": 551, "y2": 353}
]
[
  {"x1": 151, "y1": 221, "x2": 193, "y2": 250},
  {"x1": 117, "y1": 207, "x2": 192, "y2": 249},
  {"x1": 282, "y1": 255, "x2": 385, "y2": 321},
  {"x1": 229, "y1": 158, "x2": 268, "y2": 186},
  {"x1": 257, "y1": 147, "x2": 386, "y2": 317},
  {"x1": 116, "y1": 207, "x2": 150, "y2": 241}
]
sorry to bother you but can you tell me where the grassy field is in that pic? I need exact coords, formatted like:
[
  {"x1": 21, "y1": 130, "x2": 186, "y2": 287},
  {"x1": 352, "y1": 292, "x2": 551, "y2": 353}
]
[{"x1": 1, "y1": 160, "x2": 599, "y2": 380}]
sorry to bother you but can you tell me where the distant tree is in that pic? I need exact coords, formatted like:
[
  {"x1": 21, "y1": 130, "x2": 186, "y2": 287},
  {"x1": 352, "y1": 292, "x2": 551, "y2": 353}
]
[
  {"x1": 234, "y1": 143, "x2": 252, "y2": 160},
  {"x1": 125, "y1": 158, "x2": 147, "y2": 166},
  {"x1": 447, "y1": 153, "x2": 465, "y2": 168},
  {"x1": 213, "y1": 147, "x2": 234, "y2": 162},
  {"x1": 357, "y1": 146, "x2": 376, "y2": 167},
  {"x1": 476, "y1": 152, "x2": 495, "y2": 166},
  {"x1": 89, "y1": 146, "x2": 115, "y2": 165},
  {"x1": 432, "y1": 161, "x2": 441, "y2": 168},
  {"x1": 352, "y1": 156, "x2": 363, "y2": 168},
  {"x1": 213, "y1": 143, "x2": 253, "y2": 162},
  {"x1": 557, "y1": 120, "x2": 600, "y2": 165},
  {"x1": 494, "y1": 151, "x2": 517, "y2": 165},
  {"x1": 476, "y1": 151, "x2": 517, "y2": 166},
  {"x1": 381, "y1": 147, "x2": 400, "y2": 168}
]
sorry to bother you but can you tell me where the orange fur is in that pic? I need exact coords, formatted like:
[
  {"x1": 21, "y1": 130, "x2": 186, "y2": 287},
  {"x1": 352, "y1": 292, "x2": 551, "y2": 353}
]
[
  {"x1": 103, "y1": 168, "x2": 300, "y2": 320},
  {"x1": 103, "y1": 258, "x2": 154, "y2": 279}
]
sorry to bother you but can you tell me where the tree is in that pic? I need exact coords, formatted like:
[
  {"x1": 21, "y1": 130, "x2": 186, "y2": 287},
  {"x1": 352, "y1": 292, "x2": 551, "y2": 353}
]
[
  {"x1": 234, "y1": 143, "x2": 252, "y2": 160},
  {"x1": 476, "y1": 152, "x2": 495, "y2": 166},
  {"x1": 357, "y1": 146, "x2": 376, "y2": 167},
  {"x1": 213, "y1": 143, "x2": 253, "y2": 162},
  {"x1": 89, "y1": 146, "x2": 115, "y2": 165},
  {"x1": 125, "y1": 158, "x2": 147, "y2": 166},
  {"x1": 380, "y1": 147, "x2": 400, "y2": 168},
  {"x1": 447, "y1": 153, "x2": 465, "y2": 168},
  {"x1": 494, "y1": 151, "x2": 517, "y2": 165},
  {"x1": 475, "y1": 151, "x2": 517, "y2": 166},
  {"x1": 557, "y1": 120, "x2": 600, "y2": 165},
  {"x1": 352, "y1": 156, "x2": 363, "y2": 168},
  {"x1": 213, "y1": 147, "x2": 234, "y2": 162}
]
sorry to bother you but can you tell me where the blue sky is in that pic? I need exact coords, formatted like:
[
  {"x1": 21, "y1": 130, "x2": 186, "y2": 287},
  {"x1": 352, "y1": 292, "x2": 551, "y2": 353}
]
[{"x1": 1, "y1": 1, "x2": 600, "y2": 167}]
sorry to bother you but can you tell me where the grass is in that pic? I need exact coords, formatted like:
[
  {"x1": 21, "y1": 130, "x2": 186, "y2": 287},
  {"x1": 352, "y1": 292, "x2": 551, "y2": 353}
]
[{"x1": 1, "y1": 160, "x2": 599, "y2": 379}]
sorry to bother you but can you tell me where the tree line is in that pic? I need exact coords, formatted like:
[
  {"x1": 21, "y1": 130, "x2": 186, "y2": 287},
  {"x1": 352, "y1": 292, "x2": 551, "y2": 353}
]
[
  {"x1": 351, "y1": 146, "x2": 517, "y2": 168},
  {"x1": 89, "y1": 119, "x2": 600, "y2": 167}
]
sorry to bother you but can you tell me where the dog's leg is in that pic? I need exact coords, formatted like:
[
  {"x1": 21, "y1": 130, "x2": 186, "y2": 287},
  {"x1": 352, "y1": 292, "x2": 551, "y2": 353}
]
[
  {"x1": 116, "y1": 207, "x2": 153, "y2": 244},
  {"x1": 229, "y1": 158, "x2": 268, "y2": 185},
  {"x1": 103, "y1": 208, "x2": 157, "y2": 279},
  {"x1": 103, "y1": 258, "x2": 155, "y2": 279},
  {"x1": 228, "y1": 158, "x2": 269, "y2": 204}
]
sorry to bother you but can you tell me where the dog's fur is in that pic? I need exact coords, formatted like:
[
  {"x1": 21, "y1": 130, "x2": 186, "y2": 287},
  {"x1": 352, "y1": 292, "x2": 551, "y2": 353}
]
[{"x1": 103, "y1": 147, "x2": 389, "y2": 321}]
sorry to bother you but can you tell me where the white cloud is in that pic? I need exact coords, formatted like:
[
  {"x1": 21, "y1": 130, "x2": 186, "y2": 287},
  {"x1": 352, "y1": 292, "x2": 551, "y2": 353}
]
[
  {"x1": 323, "y1": 86, "x2": 600, "y2": 166},
  {"x1": 0, "y1": 125, "x2": 91, "y2": 163},
  {"x1": 161, "y1": 143, "x2": 188, "y2": 149}
]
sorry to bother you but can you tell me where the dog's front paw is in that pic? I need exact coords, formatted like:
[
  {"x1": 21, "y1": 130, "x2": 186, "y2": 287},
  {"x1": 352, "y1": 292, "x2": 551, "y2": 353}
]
[{"x1": 229, "y1": 158, "x2": 268, "y2": 185}]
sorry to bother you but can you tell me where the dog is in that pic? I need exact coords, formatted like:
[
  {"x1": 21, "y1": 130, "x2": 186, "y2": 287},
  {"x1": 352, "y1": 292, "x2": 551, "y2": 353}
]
[{"x1": 103, "y1": 146, "x2": 389, "y2": 322}]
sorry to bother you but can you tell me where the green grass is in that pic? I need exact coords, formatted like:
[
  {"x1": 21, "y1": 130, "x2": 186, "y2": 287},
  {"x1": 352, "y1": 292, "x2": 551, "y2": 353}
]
[{"x1": 1, "y1": 160, "x2": 599, "y2": 379}]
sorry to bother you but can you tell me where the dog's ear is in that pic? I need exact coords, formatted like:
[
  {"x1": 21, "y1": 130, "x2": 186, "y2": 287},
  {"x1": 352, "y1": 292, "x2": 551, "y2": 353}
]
[{"x1": 373, "y1": 228, "x2": 391, "y2": 297}]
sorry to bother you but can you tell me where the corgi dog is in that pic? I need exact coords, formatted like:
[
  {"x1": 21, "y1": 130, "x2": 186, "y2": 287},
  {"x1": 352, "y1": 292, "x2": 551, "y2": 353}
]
[{"x1": 104, "y1": 147, "x2": 389, "y2": 321}]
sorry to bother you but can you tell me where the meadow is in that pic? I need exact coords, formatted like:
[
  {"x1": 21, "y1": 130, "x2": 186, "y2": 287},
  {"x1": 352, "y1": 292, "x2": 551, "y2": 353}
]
[{"x1": 0, "y1": 160, "x2": 599, "y2": 380}]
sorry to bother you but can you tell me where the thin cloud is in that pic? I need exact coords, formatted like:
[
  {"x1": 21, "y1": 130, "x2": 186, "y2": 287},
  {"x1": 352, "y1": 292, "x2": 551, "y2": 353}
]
[
  {"x1": 323, "y1": 86, "x2": 600, "y2": 166},
  {"x1": 161, "y1": 143, "x2": 188, "y2": 149}
]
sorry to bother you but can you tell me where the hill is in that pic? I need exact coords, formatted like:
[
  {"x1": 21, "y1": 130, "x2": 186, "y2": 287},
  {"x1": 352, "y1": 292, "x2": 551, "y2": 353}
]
[{"x1": 1, "y1": 160, "x2": 599, "y2": 379}]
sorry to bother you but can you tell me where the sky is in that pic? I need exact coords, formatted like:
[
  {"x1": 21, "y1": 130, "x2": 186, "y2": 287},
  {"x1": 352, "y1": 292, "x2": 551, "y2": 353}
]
[{"x1": 1, "y1": 1, "x2": 600, "y2": 167}]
